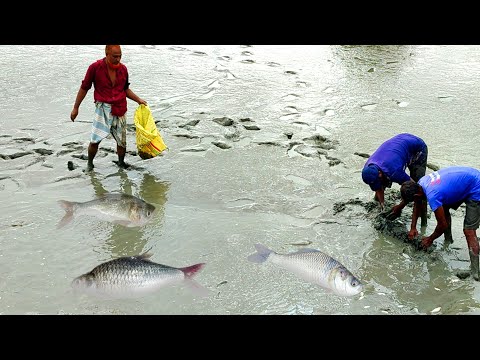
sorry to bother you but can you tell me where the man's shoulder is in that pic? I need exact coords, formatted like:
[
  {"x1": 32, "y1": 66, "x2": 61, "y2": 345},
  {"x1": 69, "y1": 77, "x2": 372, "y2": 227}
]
[{"x1": 89, "y1": 58, "x2": 105, "y2": 69}]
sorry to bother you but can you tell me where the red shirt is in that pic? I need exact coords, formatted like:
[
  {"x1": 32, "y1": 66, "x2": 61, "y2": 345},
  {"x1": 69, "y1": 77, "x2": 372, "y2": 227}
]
[{"x1": 80, "y1": 58, "x2": 130, "y2": 116}]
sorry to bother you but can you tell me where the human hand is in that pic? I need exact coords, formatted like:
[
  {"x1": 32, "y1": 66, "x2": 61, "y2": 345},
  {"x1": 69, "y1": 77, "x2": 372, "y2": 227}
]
[
  {"x1": 379, "y1": 203, "x2": 385, "y2": 212},
  {"x1": 420, "y1": 236, "x2": 434, "y2": 250},
  {"x1": 70, "y1": 108, "x2": 78, "y2": 122},
  {"x1": 408, "y1": 229, "x2": 418, "y2": 240},
  {"x1": 138, "y1": 99, "x2": 148, "y2": 106},
  {"x1": 385, "y1": 205, "x2": 402, "y2": 220}
]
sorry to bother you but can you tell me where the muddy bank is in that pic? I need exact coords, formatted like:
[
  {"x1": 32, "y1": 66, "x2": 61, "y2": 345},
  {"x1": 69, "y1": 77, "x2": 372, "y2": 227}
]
[
  {"x1": 333, "y1": 188, "x2": 478, "y2": 281},
  {"x1": 333, "y1": 190, "x2": 435, "y2": 253}
]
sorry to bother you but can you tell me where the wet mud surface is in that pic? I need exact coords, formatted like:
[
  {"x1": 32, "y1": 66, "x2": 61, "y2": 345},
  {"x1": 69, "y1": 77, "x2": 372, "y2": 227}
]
[{"x1": 333, "y1": 191, "x2": 436, "y2": 253}]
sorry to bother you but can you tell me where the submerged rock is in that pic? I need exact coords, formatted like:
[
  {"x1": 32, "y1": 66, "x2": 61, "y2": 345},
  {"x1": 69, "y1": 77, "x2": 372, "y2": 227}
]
[
  {"x1": 67, "y1": 161, "x2": 77, "y2": 171},
  {"x1": 213, "y1": 117, "x2": 234, "y2": 126},
  {"x1": 212, "y1": 141, "x2": 231, "y2": 149}
]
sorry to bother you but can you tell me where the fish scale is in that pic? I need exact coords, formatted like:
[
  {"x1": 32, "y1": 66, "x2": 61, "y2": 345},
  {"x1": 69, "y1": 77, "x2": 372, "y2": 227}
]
[
  {"x1": 271, "y1": 251, "x2": 341, "y2": 283},
  {"x1": 91, "y1": 257, "x2": 183, "y2": 288},
  {"x1": 57, "y1": 193, "x2": 156, "y2": 228},
  {"x1": 72, "y1": 254, "x2": 207, "y2": 299},
  {"x1": 247, "y1": 244, "x2": 363, "y2": 297}
]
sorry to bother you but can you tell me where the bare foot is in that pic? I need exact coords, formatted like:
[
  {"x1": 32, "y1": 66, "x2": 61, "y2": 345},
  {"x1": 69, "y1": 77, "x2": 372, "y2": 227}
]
[
  {"x1": 113, "y1": 160, "x2": 130, "y2": 169},
  {"x1": 84, "y1": 162, "x2": 94, "y2": 172}
]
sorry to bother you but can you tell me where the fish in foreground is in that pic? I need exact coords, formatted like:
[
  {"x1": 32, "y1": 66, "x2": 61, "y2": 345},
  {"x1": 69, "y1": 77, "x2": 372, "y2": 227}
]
[
  {"x1": 57, "y1": 193, "x2": 155, "y2": 228},
  {"x1": 247, "y1": 244, "x2": 363, "y2": 297},
  {"x1": 72, "y1": 252, "x2": 208, "y2": 299}
]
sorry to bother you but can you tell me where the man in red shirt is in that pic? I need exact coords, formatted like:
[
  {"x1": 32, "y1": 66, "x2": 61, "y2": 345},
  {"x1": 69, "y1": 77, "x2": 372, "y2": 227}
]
[{"x1": 70, "y1": 45, "x2": 147, "y2": 171}]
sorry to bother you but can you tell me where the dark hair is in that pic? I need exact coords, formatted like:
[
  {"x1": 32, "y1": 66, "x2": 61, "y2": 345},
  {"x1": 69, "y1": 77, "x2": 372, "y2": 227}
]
[{"x1": 400, "y1": 180, "x2": 420, "y2": 203}]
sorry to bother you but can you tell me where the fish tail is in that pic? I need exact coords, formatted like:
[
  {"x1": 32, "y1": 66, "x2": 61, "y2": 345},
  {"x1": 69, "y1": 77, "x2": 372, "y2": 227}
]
[
  {"x1": 184, "y1": 278, "x2": 211, "y2": 298},
  {"x1": 181, "y1": 263, "x2": 206, "y2": 278},
  {"x1": 180, "y1": 263, "x2": 210, "y2": 297},
  {"x1": 57, "y1": 200, "x2": 76, "y2": 211},
  {"x1": 247, "y1": 243, "x2": 272, "y2": 263},
  {"x1": 57, "y1": 200, "x2": 77, "y2": 228}
]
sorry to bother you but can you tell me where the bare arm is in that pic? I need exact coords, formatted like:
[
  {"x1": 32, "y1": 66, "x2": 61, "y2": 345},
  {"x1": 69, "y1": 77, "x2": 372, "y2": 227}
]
[
  {"x1": 70, "y1": 88, "x2": 88, "y2": 122},
  {"x1": 387, "y1": 176, "x2": 418, "y2": 220},
  {"x1": 386, "y1": 198, "x2": 407, "y2": 220},
  {"x1": 126, "y1": 89, "x2": 147, "y2": 106},
  {"x1": 407, "y1": 197, "x2": 422, "y2": 240},
  {"x1": 421, "y1": 206, "x2": 448, "y2": 249},
  {"x1": 375, "y1": 188, "x2": 385, "y2": 210}
]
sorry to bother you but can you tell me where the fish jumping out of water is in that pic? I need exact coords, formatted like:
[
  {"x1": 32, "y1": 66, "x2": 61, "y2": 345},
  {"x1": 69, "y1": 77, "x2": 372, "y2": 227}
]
[
  {"x1": 57, "y1": 193, "x2": 156, "y2": 228},
  {"x1": 247, "y1": 244, "x2": 363, "y2": 297},
  {"x1": 72, "y1": 252, "x2": 208, "y2": 299}
]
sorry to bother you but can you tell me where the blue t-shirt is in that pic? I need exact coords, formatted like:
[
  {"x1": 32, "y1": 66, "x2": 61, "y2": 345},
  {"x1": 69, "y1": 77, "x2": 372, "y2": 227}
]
[
  {"x1": 419, "y1": 166, "x2": 480, "y2": 211},
  {"x1": 365, "y1": 133, "x2": 426, "y2": 185}
]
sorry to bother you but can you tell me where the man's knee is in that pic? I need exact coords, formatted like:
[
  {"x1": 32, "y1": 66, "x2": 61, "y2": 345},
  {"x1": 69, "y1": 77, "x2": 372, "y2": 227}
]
[
  {"x1": 464, "y1": 201, "x2": 480, "y2": 232},
  {"x1": 464, "y1": 229, "x2": 479, "y2": 253}
]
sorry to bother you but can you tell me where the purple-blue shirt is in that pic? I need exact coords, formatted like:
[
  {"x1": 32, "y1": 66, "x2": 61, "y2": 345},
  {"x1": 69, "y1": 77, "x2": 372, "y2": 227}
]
[
  {"x1": 365, "y1": 133, "x2": 427, "y2": 185},
  {"x1": 419, "y1": 166, "x2": 480, "y2": 211}
]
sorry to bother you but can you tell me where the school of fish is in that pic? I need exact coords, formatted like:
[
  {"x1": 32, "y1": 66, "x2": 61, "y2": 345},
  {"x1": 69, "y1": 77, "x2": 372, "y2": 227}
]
[{"x1": 62, "y1": 192, "x2": 364, "y2": 304}]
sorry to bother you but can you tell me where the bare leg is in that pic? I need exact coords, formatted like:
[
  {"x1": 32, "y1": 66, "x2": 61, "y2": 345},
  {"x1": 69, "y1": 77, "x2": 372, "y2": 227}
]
[
  {"x1": 87, "y1": 142, "x2": 99, "y2": 171},
  {"x1": 444, "y1": 208, "x2": 453, "y2": 245},
  {"x1": 465, "y1": 229, "x2": 479, "y2": 281},
  {"x1": 116, "y1": 145, "x2": 129, "y2": 169},
  {"x1": 420, "y1": 199, "x2": 428, "y2": 227},
  {"x1": 411, "y1": 161, "x2": 427, "y2": 226}
]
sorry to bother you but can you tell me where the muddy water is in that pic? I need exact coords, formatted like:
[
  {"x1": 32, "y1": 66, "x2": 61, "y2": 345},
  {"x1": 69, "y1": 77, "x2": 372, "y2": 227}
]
[{"x1": 1, "y1": 45, "x2": 480, "y2": 314}]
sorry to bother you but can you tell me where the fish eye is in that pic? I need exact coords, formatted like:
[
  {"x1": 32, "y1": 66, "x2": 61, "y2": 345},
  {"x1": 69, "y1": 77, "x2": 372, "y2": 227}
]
[
  {"x1": 147, "y1": 211, "x2": 151, "y2": 216},
  {"x1": 72, "y1": 278, "x2": 83, "y2": 287},
  {"x1": 351, "y1": 279, "x2": 359, "y2": 287}
]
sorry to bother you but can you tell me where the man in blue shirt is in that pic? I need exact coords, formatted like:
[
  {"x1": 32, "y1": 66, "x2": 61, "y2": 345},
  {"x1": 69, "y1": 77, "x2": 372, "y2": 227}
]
[
  {"x1": 400, "y1": 166, "x2": 480, "y2": 281},
  {"x1": 361, "y1": 133, "x2": 428, "y2": 225}
]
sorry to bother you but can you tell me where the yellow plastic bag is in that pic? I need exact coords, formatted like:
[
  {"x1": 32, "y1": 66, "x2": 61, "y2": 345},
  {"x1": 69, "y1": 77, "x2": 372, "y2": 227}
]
[{"x1": 133, "y1": 104, "x2": 167, "y2": 159}]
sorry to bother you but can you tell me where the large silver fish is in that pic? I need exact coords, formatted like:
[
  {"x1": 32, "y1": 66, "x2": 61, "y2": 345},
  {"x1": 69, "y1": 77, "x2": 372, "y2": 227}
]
[
  {"x1": 57, "y1": 193, "x2": 156, "y2": 228},
  {"x1": 247, "y1": 244, "x2": 363, "y2": 297},
  {"x1": 72, "y1": 252, "x2": 208, "y2": 299}
]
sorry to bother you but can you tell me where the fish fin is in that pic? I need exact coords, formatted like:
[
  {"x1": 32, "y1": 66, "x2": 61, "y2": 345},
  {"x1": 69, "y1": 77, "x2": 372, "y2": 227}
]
[
  {"x1": 322, "y1": 287, "x2": 334, "y2": 294},
  {"x1": 184, "y1": 278, "x2": 211, "y2": 298},
  {"x1": 181, "y1": 263, "x2": 206, "y2": 278},
  {"x1": 180, "y1": 263, "x2": 209, "y2": 298},
  {"x1": 247, "y1": 243, "x2": 273, "y2": 263},
  {"x1": 290, "y1": 248, "x2": 321, "y2": 254},
  {"x1": 113, "y1": 220, "x2": 134, "y2": 227},
  {"x1": 57, "y1": 213, "x2": 73, "y2": 229},
  {"x1": 58, "y1": 199, "x2": 76, "y2": 211},
  {"x1": 57, "y1": 200, "x2": 76, "y2": 229},
  {"x1": 138, "y1": 252, "x2": 154, "y2": 261},
  {"x1": 138, "y1": 247, "x2": 154, "y2": 260}
]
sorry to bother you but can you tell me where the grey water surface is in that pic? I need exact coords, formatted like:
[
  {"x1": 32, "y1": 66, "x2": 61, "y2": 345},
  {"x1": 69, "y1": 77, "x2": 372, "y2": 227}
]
[{"x1": 1, "y1": 45, "x2": 480, "y2": 315}]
